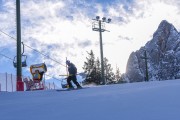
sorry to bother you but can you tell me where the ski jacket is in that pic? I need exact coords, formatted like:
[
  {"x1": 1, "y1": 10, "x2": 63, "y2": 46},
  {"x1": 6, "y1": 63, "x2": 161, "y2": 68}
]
[{"x1": 68, "y1": 63, "x2": 77, "y2": 75}]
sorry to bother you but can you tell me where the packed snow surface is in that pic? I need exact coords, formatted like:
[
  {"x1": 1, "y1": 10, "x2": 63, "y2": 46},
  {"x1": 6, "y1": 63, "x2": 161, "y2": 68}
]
[{"x1": 0, "y1": 79, "x2": 180, "y2": 120}]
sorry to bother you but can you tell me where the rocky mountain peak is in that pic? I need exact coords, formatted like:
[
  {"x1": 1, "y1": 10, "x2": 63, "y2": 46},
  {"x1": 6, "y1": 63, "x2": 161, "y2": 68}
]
[
  {"x1": 159, "y1": 20, "x2": 172, "y2": 29},
  {"x1": 124, "y1": 20, "x2": 180, "y2": 82},
  {"x1": 153, "y1": 20, "x2": 177, "y2": 39}
]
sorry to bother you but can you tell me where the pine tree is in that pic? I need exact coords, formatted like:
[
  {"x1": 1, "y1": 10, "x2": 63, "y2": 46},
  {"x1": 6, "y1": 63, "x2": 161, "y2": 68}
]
[
  {"x1": 94, "y1": 58, "x2": 101, "y2": 84},
  {"x1": 82, "y1": 50, "x2": 96, "y2": 84},
  {"x1": 104, "y1": 57, "x2": 115, "y2": 84},
  {"x1": 115, "y1": 66, "x2": 122, "y2": 83},
  {"x1": 83, "y1": 50, "x2": 118, "y2": 85}
]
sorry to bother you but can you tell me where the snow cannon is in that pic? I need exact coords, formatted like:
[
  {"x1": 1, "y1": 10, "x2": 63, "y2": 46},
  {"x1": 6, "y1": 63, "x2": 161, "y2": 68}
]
[
  {"x1": 29, "y1": 63, "x2": 47, "y2": 90},
  {"x1": 30, "y1": 63, "x2": 47, "y2": 81},
  {"x1": 30, "y1": 63, "x2": 47, "y2": 74}
]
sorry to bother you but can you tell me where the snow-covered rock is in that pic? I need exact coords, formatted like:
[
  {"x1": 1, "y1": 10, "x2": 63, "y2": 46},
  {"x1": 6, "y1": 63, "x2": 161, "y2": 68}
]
[{"x1": 125, "y1": 20, "x2": 180, "y2": 82}]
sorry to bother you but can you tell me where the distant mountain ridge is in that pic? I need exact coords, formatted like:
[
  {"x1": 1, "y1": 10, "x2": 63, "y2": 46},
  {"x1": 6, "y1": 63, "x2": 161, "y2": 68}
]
[{"x1": 124, "y1": 20, "x2": 180, "y2": 82}]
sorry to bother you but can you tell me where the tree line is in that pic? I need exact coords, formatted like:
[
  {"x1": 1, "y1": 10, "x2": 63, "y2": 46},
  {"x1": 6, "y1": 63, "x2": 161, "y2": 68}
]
[{"x1": 82, "y1": 50, "x2": 124, "y2": 85}]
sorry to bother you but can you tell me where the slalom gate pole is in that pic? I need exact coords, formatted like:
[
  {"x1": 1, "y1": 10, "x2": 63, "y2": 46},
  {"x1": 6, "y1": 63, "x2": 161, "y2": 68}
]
[{"x1": 11, "y1": 74, "x2": 13, "y2": 92}]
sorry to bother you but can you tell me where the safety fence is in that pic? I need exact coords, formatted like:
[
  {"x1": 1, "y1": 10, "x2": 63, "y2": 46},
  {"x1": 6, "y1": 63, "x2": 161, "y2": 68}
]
[{"x1": 0, "y1": 72, "x2": 59, "y2": 92}]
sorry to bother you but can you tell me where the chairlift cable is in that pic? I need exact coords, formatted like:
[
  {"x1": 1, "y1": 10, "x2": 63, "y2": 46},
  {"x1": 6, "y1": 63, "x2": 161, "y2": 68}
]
[
  {"x1": 0, "y1": 30, "x2": 78, "y2": 82},
  {"x1": 24, "y1": 44, "x2": 66, "y2": 67},
  {"x1": 0, "y1": 30, "x2": 66, "y2": 67},
  {"x1": 0, "y1": 29, "x2": 16, "y2": 41},
  {"x1": 0, "y1": 53, "x2": 14, "y2": 61}
]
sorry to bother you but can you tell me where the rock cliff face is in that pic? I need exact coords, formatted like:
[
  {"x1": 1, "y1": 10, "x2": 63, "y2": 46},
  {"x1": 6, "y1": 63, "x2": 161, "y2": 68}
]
[{"x1": 125, "y1": 20, "x2": 180, "y2": 82}]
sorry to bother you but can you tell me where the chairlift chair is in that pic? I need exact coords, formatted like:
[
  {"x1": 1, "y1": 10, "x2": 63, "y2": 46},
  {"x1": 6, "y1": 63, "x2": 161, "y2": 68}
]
[
  {"x1": 13, "y1": 55, "x2": 27, "y2": 67},
  {"x1": 13, "y1": 42, "x2": 27, "y2": 68}
]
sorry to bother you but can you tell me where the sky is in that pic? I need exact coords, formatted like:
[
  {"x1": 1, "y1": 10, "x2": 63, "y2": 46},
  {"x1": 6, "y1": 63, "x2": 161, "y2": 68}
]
[
  {"x1": 0, "y1": 0, "x2": 180, "y2": 81},
  {"x1": 0, "y1": 79, "x2": 180, "y2": 120}
]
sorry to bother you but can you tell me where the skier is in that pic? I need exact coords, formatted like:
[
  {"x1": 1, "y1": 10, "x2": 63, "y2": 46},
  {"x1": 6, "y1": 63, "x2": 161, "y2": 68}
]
[{"x1": 66, "y1": 60, "x2": 82, "y2": 89}]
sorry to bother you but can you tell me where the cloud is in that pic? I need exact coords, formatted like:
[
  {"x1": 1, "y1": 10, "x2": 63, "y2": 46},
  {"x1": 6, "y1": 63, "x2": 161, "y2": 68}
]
[
  {"x1": 0, "y1": 1, "x2": 16, "y2": 46},
  {"x1": 118, "y1": 35, "x2": 133, "y2": 42},
  {"x1": 77, "y1": 39, "x2": 92, "y2": 48},
  {"x1": 0, "y1": 0, "x2": 180, "y2": 79}
]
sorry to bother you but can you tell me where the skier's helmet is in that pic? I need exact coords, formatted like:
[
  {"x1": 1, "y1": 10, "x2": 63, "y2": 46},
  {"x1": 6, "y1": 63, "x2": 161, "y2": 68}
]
[{"x1": 66, "y1": 60, "x2": 70, "y2": 65}]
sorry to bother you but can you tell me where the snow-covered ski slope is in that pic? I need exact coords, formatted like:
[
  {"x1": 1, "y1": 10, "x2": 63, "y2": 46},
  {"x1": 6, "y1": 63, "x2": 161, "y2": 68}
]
[{"x1": 0, "y1": 79, "x2": 180, "y2": 120}]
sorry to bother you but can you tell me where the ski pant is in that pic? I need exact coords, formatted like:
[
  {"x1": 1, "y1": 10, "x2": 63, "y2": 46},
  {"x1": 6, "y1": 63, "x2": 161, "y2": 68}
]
[{"x1": 67, "y1": 75, "x2": 81, "y2": 88}]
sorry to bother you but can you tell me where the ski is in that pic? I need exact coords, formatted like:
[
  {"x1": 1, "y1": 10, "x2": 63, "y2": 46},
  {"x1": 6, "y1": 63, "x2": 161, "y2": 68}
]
[{"x1": 56, "y1": 87, "x2": 88, "y2": 92}]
